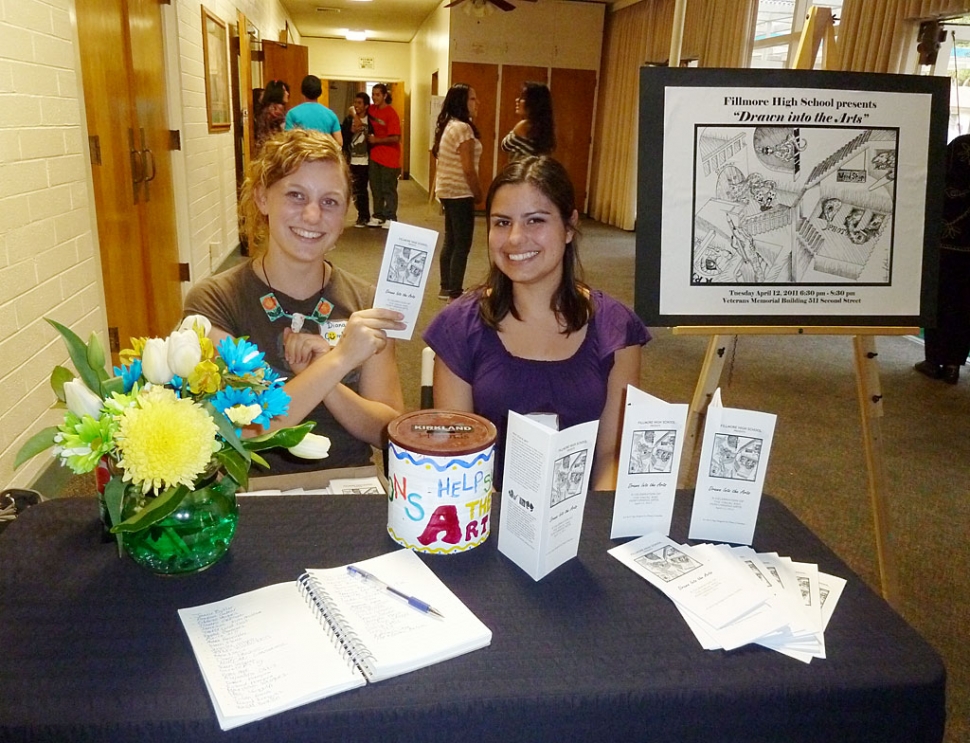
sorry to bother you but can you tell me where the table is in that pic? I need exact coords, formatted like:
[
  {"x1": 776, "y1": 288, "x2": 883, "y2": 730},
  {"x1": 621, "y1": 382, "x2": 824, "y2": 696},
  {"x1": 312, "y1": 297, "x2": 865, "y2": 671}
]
[{"x1": 0, "y1": 491, "x2": 945, "y2": 742}]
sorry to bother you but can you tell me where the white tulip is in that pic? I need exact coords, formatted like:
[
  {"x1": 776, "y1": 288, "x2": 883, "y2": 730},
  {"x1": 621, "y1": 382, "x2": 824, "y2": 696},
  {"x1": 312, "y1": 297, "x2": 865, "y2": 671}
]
[
  {"x1": 141, "y1": 337, "x2": 174, "y2": 385},
  {"x1": 287, "y1": 432, "x2": 331, "y2": 460},
  {"x1": 64, "y1": 378, "x2": 104, "y2": 420},
  {"x1": 167, "y1": 329, "x2": 202, "y2": 378},
  {"x1": 179, "y1": 314, "x2": 212, "y2": 336}
]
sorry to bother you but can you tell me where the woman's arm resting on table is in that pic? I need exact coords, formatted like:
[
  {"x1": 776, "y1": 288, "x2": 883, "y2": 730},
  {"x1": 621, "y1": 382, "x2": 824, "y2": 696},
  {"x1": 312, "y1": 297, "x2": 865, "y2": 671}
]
[
  {"x1": 432, "y1": 356, "x2": 474, "y2": 412},
  {"x1": 592, "y1": 344, "x2": 642, "y2": 491},
  {"x1": 208, "y1": 309, "x2": 405, "y2": 446}
]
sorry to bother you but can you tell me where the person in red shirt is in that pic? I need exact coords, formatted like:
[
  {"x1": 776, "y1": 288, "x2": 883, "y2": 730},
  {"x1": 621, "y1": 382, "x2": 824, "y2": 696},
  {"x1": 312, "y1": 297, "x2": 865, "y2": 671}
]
[{"x1": 366, "y1": 83, "x2": 401, "y2": 228}]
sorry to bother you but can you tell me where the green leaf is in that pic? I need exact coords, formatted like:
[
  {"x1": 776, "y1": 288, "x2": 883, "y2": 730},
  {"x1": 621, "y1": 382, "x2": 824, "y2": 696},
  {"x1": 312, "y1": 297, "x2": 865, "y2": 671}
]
[
  {"x1": 205, "y1": 401, "x2": 250, "y2": 460},
  {"x1": 46, "y1": 318, "x2": 104, "y2": 394},
  {"x1": 243, "y1": 422, "x2": 315, "y2": 452},
  {"x1": 250, "y1": 451, "x2": 269, "y2": 469},
  {"x1": 14, "y1": 427, "x2": 59, "y2": 469},
  {"x1": 110, "y1": 484, "x2": 189, "y2": 533},
  {"x1": 100, "y1": 376, "x2": 125, "y2": 398},
  {"x1": 215, "y1": 448, "x2": 250, "y2": 491},
  {"x1": 50, "y1": 366, "x2": 74, "y2": 402},
  {"x1": 102, "y1": 476, "x2": 126, "y2": 554}
]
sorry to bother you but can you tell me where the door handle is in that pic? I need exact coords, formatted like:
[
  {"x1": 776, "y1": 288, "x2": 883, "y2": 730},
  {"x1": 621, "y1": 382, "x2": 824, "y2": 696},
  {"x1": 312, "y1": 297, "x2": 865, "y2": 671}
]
[
  {"x1": 139, "y1": 128, "x2": 156, "y2": 202},
  {"x1": 129, "y1": 128, "x2": 144, "y2": 203}
]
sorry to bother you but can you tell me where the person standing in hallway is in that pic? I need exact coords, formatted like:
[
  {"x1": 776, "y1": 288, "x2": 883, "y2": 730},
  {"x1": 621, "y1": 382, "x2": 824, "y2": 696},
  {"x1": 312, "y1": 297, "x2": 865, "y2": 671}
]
[
  {"x1": 342, "y1": 91, "x2": 371, "y2": 228},
  {"x1": 915, "y1": 133, "x2": 970, "y2": 385},
  {"x1": 254, "y1": 79, "x2": 289, "y2": 152},
  {"x1": 501, "y1": 81, "x2": 556, "y2": 161},
  {"x1": 285, "y1": 75, "x2": 343, "y2": 147},
  {"x1": 432, "y1": 83, "x2": 483, "y2": 301},
  {"x1": 366, "y1": 83, "x2": 401, "y2": 228}
]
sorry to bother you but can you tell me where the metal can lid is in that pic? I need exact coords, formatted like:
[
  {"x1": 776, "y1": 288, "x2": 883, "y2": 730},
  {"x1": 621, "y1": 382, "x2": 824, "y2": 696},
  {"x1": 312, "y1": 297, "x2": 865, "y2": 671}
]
[{"x1": 387, "y1": 409, "x2": 497, "y2": 456}]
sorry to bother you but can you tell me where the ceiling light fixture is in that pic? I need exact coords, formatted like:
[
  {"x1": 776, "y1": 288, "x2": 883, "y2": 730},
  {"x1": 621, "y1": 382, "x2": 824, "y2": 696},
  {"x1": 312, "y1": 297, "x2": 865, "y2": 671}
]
[{"x1": 345, "y1": 29, "x2": 368, "y2": 41}]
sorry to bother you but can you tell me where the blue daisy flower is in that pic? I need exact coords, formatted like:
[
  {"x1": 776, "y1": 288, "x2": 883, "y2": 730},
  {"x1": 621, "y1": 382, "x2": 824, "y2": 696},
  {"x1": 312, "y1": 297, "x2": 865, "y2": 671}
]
[
  {"x1": 211, "y1": 386, "x2": 258, "y2": 421},
  {"x1": 253, "y1": 384, "x2": 290, "y2": 429},
  {"x1": 113, "y1": 358, "x2": 142, "y2": 393},
  {"x1": 217, "y1": 337, "x2": 265, "y2": 376}
]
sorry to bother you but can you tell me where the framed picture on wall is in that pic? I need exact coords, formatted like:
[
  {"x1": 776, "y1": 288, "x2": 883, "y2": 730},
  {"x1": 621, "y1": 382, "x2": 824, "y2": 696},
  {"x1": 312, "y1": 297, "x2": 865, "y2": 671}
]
[
  {"x1": 635, "y1": 67, "x2": 949, "y2": 327},
  {"x1": 202, "y1": 6, "x2": 231, "y2": 132}
]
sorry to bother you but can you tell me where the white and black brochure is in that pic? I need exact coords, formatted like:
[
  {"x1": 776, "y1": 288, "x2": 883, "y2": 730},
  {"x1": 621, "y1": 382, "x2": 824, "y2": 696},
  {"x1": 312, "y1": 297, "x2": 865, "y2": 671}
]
[
  {"x1": 373, "y1": 221, "x2": 439, "y2": 340},
  {"x1": 688, "y1": 389, "x2": 776, "y2": 545},
  {"x1": 497, "y1": 411, "x2": 599, "y2": 581},
  {"x1": 611, "y1": 385, "x2": 688, "y2": 538}
]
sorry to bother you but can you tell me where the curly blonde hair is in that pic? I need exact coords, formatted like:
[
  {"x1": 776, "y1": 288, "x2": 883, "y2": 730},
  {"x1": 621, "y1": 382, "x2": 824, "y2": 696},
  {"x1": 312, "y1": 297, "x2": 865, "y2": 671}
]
[{"x1": 240, "y1": 129, "x2": 351, "y2": 255}]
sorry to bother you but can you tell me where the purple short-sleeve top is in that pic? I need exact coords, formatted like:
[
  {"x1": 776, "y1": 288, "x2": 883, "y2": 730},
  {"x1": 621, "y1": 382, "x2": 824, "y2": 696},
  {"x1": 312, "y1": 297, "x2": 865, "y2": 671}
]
[{"x1": 423, "y1": 290, "x2": 649, "y2": 477}]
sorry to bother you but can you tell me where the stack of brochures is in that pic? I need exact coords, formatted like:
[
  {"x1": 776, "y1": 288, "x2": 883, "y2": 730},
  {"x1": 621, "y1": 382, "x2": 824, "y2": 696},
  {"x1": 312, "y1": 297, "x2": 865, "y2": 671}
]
[
  {"x1": 240, "y1": 475, "x2": 386, "y2": 496},
  {"x1": 609, "y1": 532, "x2": 846, "y2": 663}
]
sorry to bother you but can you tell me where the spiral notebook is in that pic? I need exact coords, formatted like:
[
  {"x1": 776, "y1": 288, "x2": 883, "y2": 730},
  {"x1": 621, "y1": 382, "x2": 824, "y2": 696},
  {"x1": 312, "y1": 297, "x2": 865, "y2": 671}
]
[{"x1": 178, "y1": 549, "x2": 492, "y2": 730}]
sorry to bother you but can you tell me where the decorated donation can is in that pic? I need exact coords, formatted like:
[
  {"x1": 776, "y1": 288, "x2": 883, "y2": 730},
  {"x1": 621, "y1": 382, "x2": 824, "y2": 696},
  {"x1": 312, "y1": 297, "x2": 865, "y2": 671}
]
[{"x1": 386, "y1": 410, "x2": 497, "y2": 554}]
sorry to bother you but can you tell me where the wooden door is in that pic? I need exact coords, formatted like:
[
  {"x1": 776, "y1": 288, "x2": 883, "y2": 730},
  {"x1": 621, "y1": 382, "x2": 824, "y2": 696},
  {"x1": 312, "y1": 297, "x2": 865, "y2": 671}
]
[
  {"x1": 127, "y1": 0, "x2": 182, "y2": 335},
  {"x1": 451, "y1": 62, "x2": 498, "y2": 208},
  {"x1": 550, "y1": 68, "x2": 597, "y2": 214},
  {"x1": 262, "y1": 40, "x2": 308, "y2": 111},
  {"x1": 75, "y1": 0, "x2": 182, "y2": 349},
  {"x1": 498, "y1": 65, "x2": 547, "y2": 170}
]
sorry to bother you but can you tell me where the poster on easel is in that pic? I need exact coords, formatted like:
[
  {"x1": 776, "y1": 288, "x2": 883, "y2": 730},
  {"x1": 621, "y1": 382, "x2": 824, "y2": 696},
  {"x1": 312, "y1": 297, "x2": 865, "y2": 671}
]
[{"x1": 635, "y1": 67, "x2": 949, "y2": 328}]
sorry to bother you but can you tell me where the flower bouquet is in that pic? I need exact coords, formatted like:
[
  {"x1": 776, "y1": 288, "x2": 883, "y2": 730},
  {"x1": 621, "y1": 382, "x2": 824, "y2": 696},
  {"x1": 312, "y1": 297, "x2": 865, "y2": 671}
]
[{"x1": 16, "y1": 316, "x2": 329, "y2": 574}]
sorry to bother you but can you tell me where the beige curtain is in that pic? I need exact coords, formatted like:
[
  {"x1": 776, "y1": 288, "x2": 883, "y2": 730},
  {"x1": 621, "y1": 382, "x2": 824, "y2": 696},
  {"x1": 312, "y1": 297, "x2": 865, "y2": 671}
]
[
  {"x1": 588, "y1": 0, "x2": 758, "y2": 230},
  {"x1": 836, "y1": 0, "x2": 970, "y2": 72}
]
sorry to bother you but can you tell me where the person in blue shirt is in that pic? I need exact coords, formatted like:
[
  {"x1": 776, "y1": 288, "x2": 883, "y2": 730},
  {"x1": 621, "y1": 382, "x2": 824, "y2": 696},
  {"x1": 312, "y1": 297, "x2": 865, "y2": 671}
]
[{"x1": 285, "y1": 75, "x2": 343, "y2": 147}]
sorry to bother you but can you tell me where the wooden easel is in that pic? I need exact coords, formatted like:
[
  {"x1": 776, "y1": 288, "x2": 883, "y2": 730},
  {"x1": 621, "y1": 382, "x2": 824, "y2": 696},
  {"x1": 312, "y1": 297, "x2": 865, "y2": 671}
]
[{"x1": 668, "y1": 6, "x2": 900, "y2": 603}]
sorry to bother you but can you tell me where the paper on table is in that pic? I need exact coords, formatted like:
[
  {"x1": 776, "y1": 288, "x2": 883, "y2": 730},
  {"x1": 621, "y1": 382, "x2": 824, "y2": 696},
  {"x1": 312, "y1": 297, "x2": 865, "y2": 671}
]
[
  {"x1": 611, "y1": 385, "x2": 688, "y2": 538},
  {"x1": 688, "y1": 388, "x2": 777, "y2": 545},
  {"x1": 372, "y1": 221, "x2": 439, "y2": 340},
  {"x1": 327, "y1": 477, "x2": 385, "y2": 494},
  {"x1": 608, "y1": 532, "x2": 768, "y2": 629}
]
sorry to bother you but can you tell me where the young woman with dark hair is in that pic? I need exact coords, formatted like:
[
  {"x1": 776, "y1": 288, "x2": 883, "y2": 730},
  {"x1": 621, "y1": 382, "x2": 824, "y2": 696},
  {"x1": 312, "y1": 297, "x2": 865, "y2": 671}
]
[
  {"x1": 501, "y1": 81, "x2": 556, "y2": 160},
  {"x1": 432, "y1": 83, "x2": 483, "y2": 301},
  {"x1": 423, "y1": 156, "x2": 648, "y2": 489}
]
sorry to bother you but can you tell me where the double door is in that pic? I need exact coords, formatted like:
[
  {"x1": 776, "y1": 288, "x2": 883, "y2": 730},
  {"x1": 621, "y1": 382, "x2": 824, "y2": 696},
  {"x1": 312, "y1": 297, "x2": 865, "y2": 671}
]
[
  {"x1": 75, "y1": 0, "x2": 182, "y2": 351},
  {"x1": 452, "y1": 62, "x2": 597, "y2": 212}
]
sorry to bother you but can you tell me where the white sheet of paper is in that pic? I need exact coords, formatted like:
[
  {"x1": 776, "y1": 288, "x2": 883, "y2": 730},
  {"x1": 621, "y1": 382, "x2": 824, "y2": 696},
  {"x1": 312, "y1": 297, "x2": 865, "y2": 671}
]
[
  {"x1": 497, "y1": 412, "x2": 598, "y2": 581},
  {"x1": 327, "y1": 477, "x2": 385, "y2": 495},
  {"x1": 611, "y1": 385, "x2": 688, "y2": 538},
  {"x1": 372, "y1": 221, "x2": 439, "y2": 340},
  {"x1": 608, "y1": 532, "x2": 767, "y2": 628},
  {"x1": 688, "y1": 389, "x2": 776, "y2": 544}
]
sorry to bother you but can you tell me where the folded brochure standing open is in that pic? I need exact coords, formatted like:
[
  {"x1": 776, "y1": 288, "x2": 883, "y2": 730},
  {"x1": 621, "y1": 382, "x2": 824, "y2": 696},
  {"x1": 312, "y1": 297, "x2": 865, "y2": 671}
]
[{"x1": 178, "y1": 548, "x2": 492, "y2": 730}]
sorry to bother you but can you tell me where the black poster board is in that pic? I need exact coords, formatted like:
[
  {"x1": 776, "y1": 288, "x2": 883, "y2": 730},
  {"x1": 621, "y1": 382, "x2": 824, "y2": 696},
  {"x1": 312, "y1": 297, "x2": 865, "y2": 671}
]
[{"x1": 635, "y1": 68, "x2": 949, "y2": 327}]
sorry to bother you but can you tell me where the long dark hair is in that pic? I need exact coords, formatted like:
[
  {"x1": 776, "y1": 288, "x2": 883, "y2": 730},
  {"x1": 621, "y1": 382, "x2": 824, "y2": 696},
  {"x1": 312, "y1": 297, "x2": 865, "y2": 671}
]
[
  {"x1": 521, "y1": 82, "x2": 555, "y2": 155},
  {"x1": 432, "y1": 83, "x2": 480, "y2": 158},
  {"x1": 261, "y1": 79, "x2": 289, "y2": 106},
  {"x1": 479, "y1": 156, "x2": 592, "y2": 334}
]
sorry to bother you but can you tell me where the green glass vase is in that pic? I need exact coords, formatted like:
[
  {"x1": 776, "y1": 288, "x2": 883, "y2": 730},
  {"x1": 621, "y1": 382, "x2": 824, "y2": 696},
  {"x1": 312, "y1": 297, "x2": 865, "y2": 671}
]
[{"x1": 121, "y1": 476, "x2": 239, "y2": 575}]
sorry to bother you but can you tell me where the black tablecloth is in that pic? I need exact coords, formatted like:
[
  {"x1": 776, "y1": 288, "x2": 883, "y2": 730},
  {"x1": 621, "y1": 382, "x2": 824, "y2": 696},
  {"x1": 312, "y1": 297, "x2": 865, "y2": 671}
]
[{"x1": 0, "y1": 491, "x2": 945, "y2": 743}]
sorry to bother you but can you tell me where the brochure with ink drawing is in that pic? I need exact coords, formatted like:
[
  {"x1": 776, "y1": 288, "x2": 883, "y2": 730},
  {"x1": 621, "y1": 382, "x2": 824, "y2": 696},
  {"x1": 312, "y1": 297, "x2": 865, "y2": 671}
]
[
  {"x1": 688, "y1": 389, "x2": 776, "y2": 545},
  {"x1": 611, "y1": 385, "x2": 689, "y2": 539},
  {"x1": 497, "y1": 411, "x2": 599, "y2": 581},
  {"x1": 372, "y1": 221, "x2": 439, "y2": 340}
]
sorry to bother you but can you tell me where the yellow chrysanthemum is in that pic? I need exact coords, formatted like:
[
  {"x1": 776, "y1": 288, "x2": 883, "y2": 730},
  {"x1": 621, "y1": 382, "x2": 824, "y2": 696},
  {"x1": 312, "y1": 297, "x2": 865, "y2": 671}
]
[{"x1": 116, "y1": 386, "x2": 220, "y2": 493}]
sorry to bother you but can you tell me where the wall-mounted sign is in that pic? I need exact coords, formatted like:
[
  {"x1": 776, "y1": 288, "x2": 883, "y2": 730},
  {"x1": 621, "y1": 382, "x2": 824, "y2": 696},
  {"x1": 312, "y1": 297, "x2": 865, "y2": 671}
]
[{"x1": 359, "y1": 57, "x2": 375, "y2": 70}]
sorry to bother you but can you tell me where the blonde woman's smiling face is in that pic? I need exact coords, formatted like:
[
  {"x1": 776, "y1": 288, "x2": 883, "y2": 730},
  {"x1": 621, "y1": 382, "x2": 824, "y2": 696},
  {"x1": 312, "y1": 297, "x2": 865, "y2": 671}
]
[{"x1": 256, "y1": 159, "x2": 349, "y2": 266}]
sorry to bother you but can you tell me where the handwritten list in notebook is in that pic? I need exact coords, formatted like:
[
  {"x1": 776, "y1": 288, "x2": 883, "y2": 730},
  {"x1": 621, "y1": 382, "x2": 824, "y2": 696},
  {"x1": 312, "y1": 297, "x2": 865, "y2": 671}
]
[{"x1": 178, "y1": 549, "x2": 492, "y2": 730}]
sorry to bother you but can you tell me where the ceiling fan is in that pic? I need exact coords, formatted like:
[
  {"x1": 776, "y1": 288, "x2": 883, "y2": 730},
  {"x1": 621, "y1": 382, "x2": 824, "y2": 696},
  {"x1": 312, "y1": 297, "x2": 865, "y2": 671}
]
[{"x1": 444, "y1": 0, "x2": 537, "y2": 13}]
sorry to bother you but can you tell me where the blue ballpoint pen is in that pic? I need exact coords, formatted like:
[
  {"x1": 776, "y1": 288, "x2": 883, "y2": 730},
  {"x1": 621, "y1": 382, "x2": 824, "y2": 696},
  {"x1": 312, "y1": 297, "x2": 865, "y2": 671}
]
[{"x1": 346, "y1": 564, "x2": 446, "y2": 619}]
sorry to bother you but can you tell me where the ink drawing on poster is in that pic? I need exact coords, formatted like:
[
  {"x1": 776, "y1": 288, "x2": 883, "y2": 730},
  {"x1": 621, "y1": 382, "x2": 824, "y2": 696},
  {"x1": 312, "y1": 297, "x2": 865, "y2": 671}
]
[
  {"x1": 636, "y1": 68, "x2": 949, "y2": 326},
  {"x1": 611, "y1": 385, "x2": 688, "y2": 538},
  {"x1": 373, "y1": 221, "x2": 439, "y2": 339},
  {"x1": 497, "y1": 411, "x2": 598, "y2": 580},
  {"x1": 688, "y1": 389, "x2": 777, "y2": 545}
]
